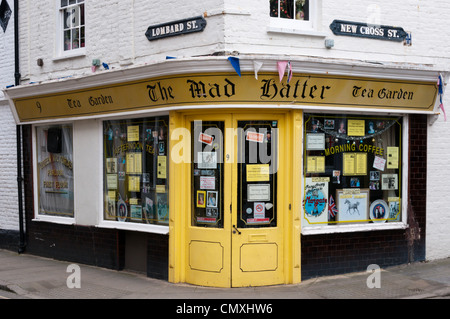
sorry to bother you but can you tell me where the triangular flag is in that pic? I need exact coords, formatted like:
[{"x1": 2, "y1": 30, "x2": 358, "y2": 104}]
[
  {"x1": 287, "y1": 61, "x2": 293, "y2": 83},
  {"x1": 277, "y1": 61, "x2": 288, "y2": 82},
  {"x1": 253, "y1": 61, "x2": 263, "y2": 80},
  {"x1": 228, "y1": 57, "x2": 241, "y2": 77}
]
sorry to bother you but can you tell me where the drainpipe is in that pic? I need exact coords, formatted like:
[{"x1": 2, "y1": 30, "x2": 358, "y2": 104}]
[{"x1": 14, "y1": 0, "x2": 25, "y2": 254}]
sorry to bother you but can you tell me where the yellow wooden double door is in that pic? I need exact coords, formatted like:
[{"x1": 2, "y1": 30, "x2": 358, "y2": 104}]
[{"x1": 182, "y1": 112, "x2": 291, "y2": 287}]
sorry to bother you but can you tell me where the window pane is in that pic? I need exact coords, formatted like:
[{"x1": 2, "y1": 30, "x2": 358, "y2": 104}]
[
  {"x1": 80, "y1": 3, "x2": 85, "y2": 25},
  {"x1": 103, "y1": 117, "x2": 169, "y2": 225},
  {"x1": 61, "y1": 0, "x2": 68, "y2": 8},
  {"x1": 270, "y1": 0, "x2": 279, "y2": 17},
  {"x1": 237, "y1": 121, "x2": 278, "y2": 228},
  {"x1": 191, "y1": 121, "x2": 224, "y2": 228},
  {"x1": 69, "y1": 0, "x2": 76, "y2": 5},
  {"x1": 280, "y1": 0, "x2": 294, "y2": 19},
  {"x1": 270, "y1": 0, "x2": 310, "y2": 20},
  {"x1": 71, "y1": 28, "x2": 79, "y2": 49},
  {"x1": 63, "y1": 9, "x2": 70, "y2": 29},
  {"x1": 36, "y1": 125, "x2": 74, "y2": 218},
  {"x1": 302, "y1": 114, "x2": 402, "y2": 227},
  {"x1": 80, "y1": 26, "x2": 85, "y2": 47},
  {"x1": 295, "y1": 0, "x2": 309, "y2": 20},
  {"x1": 63, "y1": 30, "x2": 71, "y2": 50}
]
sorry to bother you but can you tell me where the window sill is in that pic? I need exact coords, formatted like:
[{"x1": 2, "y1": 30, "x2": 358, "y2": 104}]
[
  {"x1": 32, "y1": 216, "x2": 75, "y2": 225},
  {"x1": 53, "y1": 48, "x2": 86, "y2": 62},
  {"x1": 97, "y1": 220, "x2": 169, "y2": 235},
  {"x1": 302, "y1": 222, "x2": 408, "y2": 235},
  {"x1": 267, "y1": 26, "x2": 327, "y2": 37}
]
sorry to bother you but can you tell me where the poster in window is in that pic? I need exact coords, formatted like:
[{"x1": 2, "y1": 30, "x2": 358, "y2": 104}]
[
  {"x1": 303, "y1": 178, "x2": 328, "y2": 225},
  {"x1": 306, "y1": 133, "x2": 325, "y2": 150},
  {"x1": 381, "y1": 174, "x2": 398, "y2": 190},
  {"x1": 207, "y1": 191, "x2": 218, "y2": 208},
  {"x1": 197, "y1": 152, "x2": 217, "y2": 169},
  {"x1": 306, "y1": 156, "x2": 325, "y2": 173},
  {"x1": 388, "y1": 197, "x2": 401, "y2": 221},
  {"x1": 157, "y1": 193, "x2": 169, "y2": 224},
  {"x1": 387, "y1": 147, "x2": 399, "y2": 169},
  {"x1": 347, "y1": 120, "x2": 365, "y2": 136},
  {"x1": 157, "y1": 156, "x2": 167, "y2": 179},
  {"x1": 197, "y1": 190, "x2": 206, "y2": 208},
  {"x1": 343, "y1": 152, "x2": 367, "y2": 176},
  {"x1": 336, "y1": 188, "x2": 369, "y2": 223},
  {"x1": 369, "y1": 199, "x2": 388, "y2": 223}
]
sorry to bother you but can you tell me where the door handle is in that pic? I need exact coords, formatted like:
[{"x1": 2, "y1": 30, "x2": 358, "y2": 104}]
[{"x1": 232, "y1": 225, "x2": 241, "y2": 235}]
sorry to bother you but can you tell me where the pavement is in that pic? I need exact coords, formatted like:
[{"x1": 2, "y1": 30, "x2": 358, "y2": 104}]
[{"x1": 1, "y1": 248, "x2": 450, "y2": 300}]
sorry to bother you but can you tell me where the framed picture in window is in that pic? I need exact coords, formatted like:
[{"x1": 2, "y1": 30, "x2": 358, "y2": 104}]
[{"x1": 336, "y1": 189, "x2": 369, "y2": 223}]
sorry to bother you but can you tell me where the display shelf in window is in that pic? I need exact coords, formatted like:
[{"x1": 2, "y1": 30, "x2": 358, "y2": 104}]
[
  {"x1": 302, "y1": 113, "x2": 402, "y2": 228},
  {"x1": 103, "y1": 116, "x2": 169, "y2": 225}
]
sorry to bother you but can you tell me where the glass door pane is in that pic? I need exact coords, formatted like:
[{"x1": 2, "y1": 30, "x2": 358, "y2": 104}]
[
  {"x1": 191, "y1": 121, "x2": 225, "y2": 228},
  {"x1": 237, "y1": 121, "x2": 278, "y2": 228}
]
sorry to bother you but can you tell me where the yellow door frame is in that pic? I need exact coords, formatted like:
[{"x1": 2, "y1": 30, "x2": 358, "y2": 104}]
[{"x1": 168, "y1": 109, "x2": 302, "y2": 287}]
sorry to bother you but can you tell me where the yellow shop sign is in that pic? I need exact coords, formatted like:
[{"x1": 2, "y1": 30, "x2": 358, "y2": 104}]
[{"x1": 12, "y1": 72, "x2": 437, "y2": 122}]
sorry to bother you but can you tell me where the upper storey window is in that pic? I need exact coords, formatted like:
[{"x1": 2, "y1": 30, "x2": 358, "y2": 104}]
[
  {"x1": 58, "y1": 0, "x2": 85, "y2": 56},
  {"x1": 268, "y1": 0, "x2": 323, "y2": 36},
  {"x1": 270, "y1": 0, "x2": 309, "y2": 21}
]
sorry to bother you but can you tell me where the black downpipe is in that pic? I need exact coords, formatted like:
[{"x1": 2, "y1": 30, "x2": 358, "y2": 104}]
[{"x1": 14, "y1": 0, "x2": 25, "y2": 254}]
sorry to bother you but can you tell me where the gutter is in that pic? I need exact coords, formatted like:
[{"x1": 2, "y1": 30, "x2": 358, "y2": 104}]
[{"x1": 14, "y1": 0, "x2": 25, "y2": 254}]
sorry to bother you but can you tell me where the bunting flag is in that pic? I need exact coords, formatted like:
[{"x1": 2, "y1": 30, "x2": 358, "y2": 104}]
[
  {"x1": 228, "y1": 57, "x2": 241, "y2": 77},
  {"x1": 253, "y1": 61, "x2": 263, "y2": 80},
  {"x1": 438, "y1": 74, "x2": 446, "y2": 121},
  {"x1": 287, "y1": 61, "x2": 293, "y2": 83},
  {"x1": 277, "y1": 61, "x2": 288, "y2": 82}
]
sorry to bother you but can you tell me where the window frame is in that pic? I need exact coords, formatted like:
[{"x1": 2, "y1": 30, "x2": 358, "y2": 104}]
[
  {"x1": 301, "y1": 112, "x2": 409, "y2": 235},
  {"x1": 55, "y1": 0, "x2": 86, "y2": 59},
  {"x1": 32, "y1": 122, "x2": 76, "y2": 225},
  {"x1": 268, "y1": 0, "x2": 326, "y2": 37}
]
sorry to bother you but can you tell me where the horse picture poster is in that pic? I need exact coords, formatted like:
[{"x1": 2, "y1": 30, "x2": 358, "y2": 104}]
[{"x1": 336, "y1": 188, "x2": 369, "y2": 223}]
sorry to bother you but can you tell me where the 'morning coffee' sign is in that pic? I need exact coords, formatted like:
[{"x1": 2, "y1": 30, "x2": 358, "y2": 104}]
[
  {"x1": 329, "y1": 20, "x2": 408, "y2": 42},
  {"x1": 145, "y1": 16, "x2": 207, "y2": 41}
]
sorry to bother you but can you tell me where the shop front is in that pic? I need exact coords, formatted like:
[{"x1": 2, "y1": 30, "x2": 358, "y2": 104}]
[{"x1": 5, "y1": 59, "x2": 439, "y2": 287}]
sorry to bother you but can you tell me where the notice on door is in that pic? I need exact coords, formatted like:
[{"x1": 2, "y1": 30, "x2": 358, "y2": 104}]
[
  {"x1": 247, "y1": 184, "x2": 270, "y2": 202},
  {"x1": 246, "y1": 164, "x2": 270, "y2": 182}
]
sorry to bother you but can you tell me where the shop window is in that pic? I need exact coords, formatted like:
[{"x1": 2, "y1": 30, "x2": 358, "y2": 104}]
[
  {"x1": 302, "y1": 114, "x2": 403, "y2": 229},
  {"x1": 36, "y1": 125, "x2": 74, "y2": 218},
  {"x1": 59, "y1": 0, "x2": 85, "y2": 54},
  {"x1": 103, "y1": 116, "x2": 169, "y2": 225}
]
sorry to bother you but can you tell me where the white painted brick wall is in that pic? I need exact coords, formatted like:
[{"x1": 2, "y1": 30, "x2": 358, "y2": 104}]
[{"x1": 0, "y1": 0, "x2": 19, "y2": 231}]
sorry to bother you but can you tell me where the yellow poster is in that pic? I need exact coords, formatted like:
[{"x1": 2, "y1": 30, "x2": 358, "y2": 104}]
[
  {"x1": 128, "y1": 176, "x2": 140, "y2": 192},
  {"x1": 127, "y1": 125, "x2": 139, "y2": 142},
  {"x1": 107, "y1": 174, "x2": 118, "y2": 190},
  {"x1": 387, "y1": 147, "x2": 399, "y2": 169},
  {"x1": 347, "y1": 120, "x2": 365, "y2": 136},
  {"x1": 246, "y1": 164, "x2": 270, "y2": 182},
  {"x1": 343, "y1": 152, "x2": 367, "y2": 176},
  {"x1": 306, "y1": 156, "x2": 325, "y2": 173},
  {"x1": 156, "y1": 184, "x2": 166, "y2": 193},
  {"x1": 126, "y1": 153, "x2": 142, "y2": 174},
  {"x1": 158, "y1": 156, "x2": 167, "y2": 179}
]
